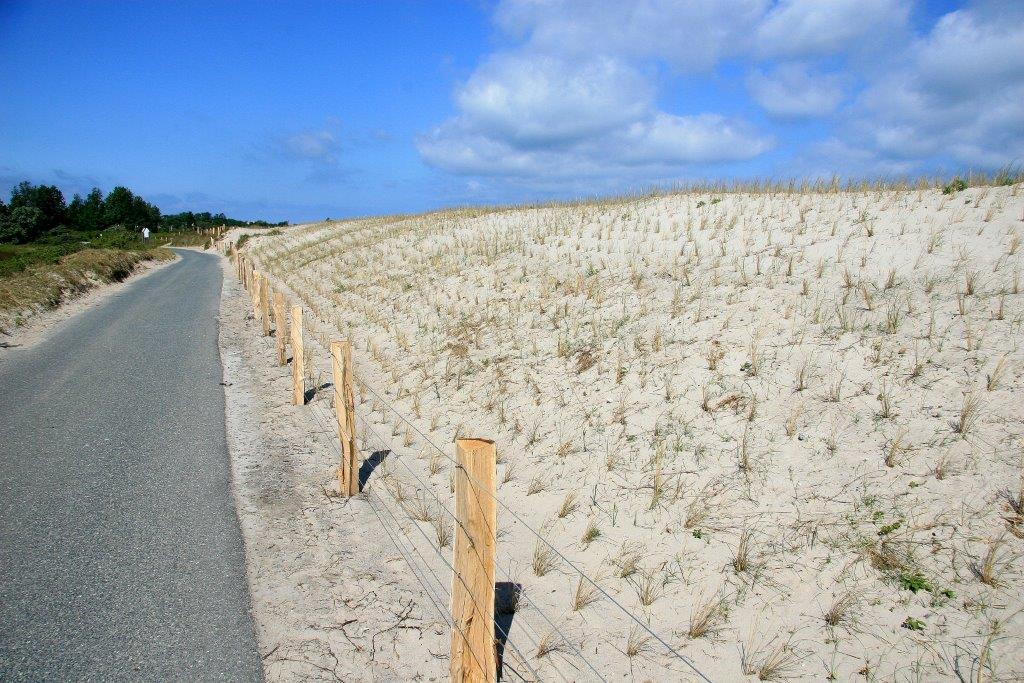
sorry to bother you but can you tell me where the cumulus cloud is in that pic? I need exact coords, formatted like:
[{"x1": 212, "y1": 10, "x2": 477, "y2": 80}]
[
  {"x1": 910, "y1": 8, "x2": 1024, "y2": 101},
  {"x1": 418, "y1": 3, "x2": 775, "y2": 181},
  {"x1": 418, "y1": 58, "x2": 771, "y2": 178},
  {"x1": 419, "y1": 109, "x2": 771, "y2": 178},
  {"x1": 846, "y1": 6, "x2": 1024, "y2": 169},
  {"x1": 746, "y1": 64, "x2": 844, "y2": 119},
  {"x1": 755, "y1": 0, "x2": 909, "y2": 59},
  {"x1": 419, "y1": 0, "x2": 1023, "y2": 186},
  {"x1": 494, "y1": 0, "x2": 767, "y2": 72},
  {"x1": 455, "y1": 54, "x2": 654, "y2": 148},
  {"x1": 618, "y1": 114, "x2": 772, "y2": 165}
]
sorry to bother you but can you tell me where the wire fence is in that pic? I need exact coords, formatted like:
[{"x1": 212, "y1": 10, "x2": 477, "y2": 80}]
[{"x1": 230, "y1": 244, "x2": 715, "y2": 683}]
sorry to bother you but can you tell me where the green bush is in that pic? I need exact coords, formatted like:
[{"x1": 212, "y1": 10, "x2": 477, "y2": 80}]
[
  {"x1": 897, "y1": 570, "x2": 933, "y2": 594},
  {"x1": 0, "y1": 243, "x2": 81, "y2": 277},
  {"x1": 942, "y1": 178, "x2": 967, "y2": 194}
]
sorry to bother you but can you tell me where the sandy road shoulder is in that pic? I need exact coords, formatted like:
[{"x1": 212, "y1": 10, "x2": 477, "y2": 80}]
[{"x1": 217, "y1": 255, "x2": 448, "y2": 682}]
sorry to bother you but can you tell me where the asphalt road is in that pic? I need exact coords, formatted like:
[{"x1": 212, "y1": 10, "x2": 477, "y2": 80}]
[{"x1": 0, "y1": 249, "x2": 262, "y2": 681}]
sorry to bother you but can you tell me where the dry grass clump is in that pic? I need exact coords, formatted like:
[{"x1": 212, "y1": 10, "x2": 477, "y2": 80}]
[
  {"x1": 732, "y1": 529, "x2": 754, "y2": 573},
  {"x1": 535, "y1": 630, "x2": 570, "y2": 660},
  {"x1": 624, "y1": 627, "x2": 651, "y2": 659},
  {"x1": 532, "y1": 542, "x2": 558, "y2": 577},
  {"x1": 571, "y1": 576, "x2": 600, "y2": 611},
  {"x1": 975, "y1": 535, "x2": 1011, "y2": 587},
  {"x1": 611, "y1": 542, "x2": 643, "y2": 579},
  {"x1": 557, "y1": 491, "x2": 578, "y2": 518},
  {"x1": 822, "y1": 592, "x2": 857, "y2": 629},
  {"x1": 630, "y1": 567, "x2": 666, "y2": 607},
  {"x1": 741, "y1": 638, "x2": 801, "y2": 681},
  {"x1": 580, "y1": 519, "x2": 601, "y2": 545},
  {"x1": 986, "y1": 356, "x2": 1010, "y2": 391},
  {"x1": 954, "y1": 392, "x2": 983, "y2": 436},
  {"x1": 687, "y1": 593, "x2": 728, "y2": 639}
]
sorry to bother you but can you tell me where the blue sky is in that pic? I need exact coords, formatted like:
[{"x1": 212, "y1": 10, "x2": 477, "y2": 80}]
[{"x1": 1, "y1": 1, "x2": 1022, "y2": 222}]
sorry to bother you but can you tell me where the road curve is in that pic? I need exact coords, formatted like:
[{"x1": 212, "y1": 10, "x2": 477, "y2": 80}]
[{"x1": 0, "y1": 249, "x2": 262, "y2": 681}]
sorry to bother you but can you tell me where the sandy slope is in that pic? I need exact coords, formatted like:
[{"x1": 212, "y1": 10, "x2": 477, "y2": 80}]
[{"x1": 239, "y1": 185, "x2": 1024, "y2": 681}]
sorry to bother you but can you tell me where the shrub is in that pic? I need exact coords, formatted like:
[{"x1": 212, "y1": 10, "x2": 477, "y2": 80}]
[{"x1": 942, "y1": 178, "x2": 967, "y2": 194}]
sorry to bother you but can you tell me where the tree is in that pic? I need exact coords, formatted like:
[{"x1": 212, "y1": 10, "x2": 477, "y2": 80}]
[
  {"x1": 103, "y1": 186, "x2": 160, "y2": 231},
  {"x1": 8, "y1": 182, "x2": 66, "y2": 237},
  {"x1": 66, "y1": 187, "x2": 106, "y2": 233},
  {"x1": 0, "y1": 206, "x2": 45, "y2": 243}
]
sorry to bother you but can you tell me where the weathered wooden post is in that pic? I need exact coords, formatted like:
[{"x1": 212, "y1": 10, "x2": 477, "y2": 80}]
[
  {"x1": 290, "y1": 305, "x2": 304, "y2": 405},
  {"x1": 450, "y1": 438, "x2": 497, "y2": 683},
  {"x1": 331, "y1": 341, "x2": 359, "y2": 496},
  {"x1": 272, "y1": 293, "x2": 287, "y2": 366},
  {"x1": 251, "y1": 272, "x2": 262, "y2": 318},
  {"x1": 260, "y1": 278, "x2": 271, "y2": 336}
]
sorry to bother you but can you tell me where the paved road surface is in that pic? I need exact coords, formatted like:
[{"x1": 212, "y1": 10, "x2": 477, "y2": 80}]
[{"x1": 0, "y1": 249, "x2": 262, "y2": 681}]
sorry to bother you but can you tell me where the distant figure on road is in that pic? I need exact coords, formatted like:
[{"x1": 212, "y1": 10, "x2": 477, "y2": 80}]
[{"x1": 142, "y1": 227, "x2": 150, "y2": 241}]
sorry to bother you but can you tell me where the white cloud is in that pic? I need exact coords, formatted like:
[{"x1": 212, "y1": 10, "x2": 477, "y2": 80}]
[
  {"x1": 419, "y1": 0, "x2": 1023, "y2": 187},
  {"x1": 792, "y1": 138, "x2": 920, "y2": 179},
  {"x1": 755, "y1": 0, "x2": 909, "y2": 59},
  {"x1": 418, "y1": 4, "x2": 774, "y2": 181},
  {"x1": 618, "y1": 114, "x2": 772, "y2": 165},
  {"x1": 284, "y1": 129, "x2": 339, "y2": 162},
  {"x1": 846, "y1": 6, "x2": 1024, "y2": 168},
  {"x1": 455, "y1": 54, "x2": 654, "y2": 147},
  {"x1": 418, "y1": 52, "x2": 771, "y2": 178},
  {"x1": 417, "y1": 121, "x2": 552, "y2": 177},
  {"x1": 746, "y1": 64, "x2": 844, "y2": 119},
  {"x1": 494, "y1": 0, "x2": 767, "y2": 72},
  {"x1": 418, "y1": 109, "x2": 771, "y2": 179},
  {"x1": 912, "y1": 8, "x2": 1024, "y2": 101}
]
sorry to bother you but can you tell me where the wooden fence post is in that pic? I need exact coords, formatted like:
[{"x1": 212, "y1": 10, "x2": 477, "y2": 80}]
[
  {"x1": 451, "y1": 438, "x2": 497, "y2": 683},
  {"x1": 272, "y1": 293, "x2": 287, "y2": 366},
  {"x1": 331, "y1": 341, "x2": 359, "y2": 496},
  {"x1": 251, "y1": 272, "x2": 262, "y2": 318},
  {"x1": 290, "y1": 305, "x2": 304, "y2": 405},
  {"x1": 260, "y1": 278, "x2": 271, "y2": 336}
]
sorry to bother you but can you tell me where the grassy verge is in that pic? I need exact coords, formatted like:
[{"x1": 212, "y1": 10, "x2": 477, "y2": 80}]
[
  {"x1": 0, "y1": 230, "x2": 213, "y2": 277},
  {"x1": 0, "y1": 246, "x2": 175, "y2": 334}
]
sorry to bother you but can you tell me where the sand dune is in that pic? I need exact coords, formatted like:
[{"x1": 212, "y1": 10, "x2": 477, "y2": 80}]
[{"x1": 240, "y1": 183, "x2": 1024, "y2": 681}]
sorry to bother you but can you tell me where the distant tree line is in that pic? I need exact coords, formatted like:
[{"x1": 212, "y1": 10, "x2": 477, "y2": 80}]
[
  {"x1": 159, "y1": 211, "x2": 286, "y2": 231},
  {"x1": 0, "y1": 181, "x2": 287, "y2": 244}
]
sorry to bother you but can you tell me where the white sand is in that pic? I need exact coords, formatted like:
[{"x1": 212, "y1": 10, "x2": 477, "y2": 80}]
[{"x1": 233, "y1": 185, "x2": 1024, "y2": 681}]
